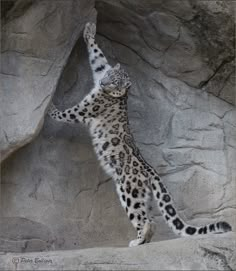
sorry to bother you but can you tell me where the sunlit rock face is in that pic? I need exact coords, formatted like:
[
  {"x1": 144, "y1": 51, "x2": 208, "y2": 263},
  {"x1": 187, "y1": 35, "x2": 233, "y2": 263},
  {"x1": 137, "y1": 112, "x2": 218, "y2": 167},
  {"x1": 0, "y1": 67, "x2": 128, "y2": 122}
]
[{"x1": 1, "y1": 0, "x2": 235, "y2": 252}]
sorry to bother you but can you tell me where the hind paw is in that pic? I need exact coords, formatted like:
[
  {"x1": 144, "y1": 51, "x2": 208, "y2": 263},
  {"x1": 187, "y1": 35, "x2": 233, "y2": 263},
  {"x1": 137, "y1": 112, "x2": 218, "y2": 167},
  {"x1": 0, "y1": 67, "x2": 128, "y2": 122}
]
[
  {"x1": 129, "y1": 239, "x2": 144, "y2": 247},
  {"x1": 83, "y1": 22, "x2": 96, "y2": 43}
]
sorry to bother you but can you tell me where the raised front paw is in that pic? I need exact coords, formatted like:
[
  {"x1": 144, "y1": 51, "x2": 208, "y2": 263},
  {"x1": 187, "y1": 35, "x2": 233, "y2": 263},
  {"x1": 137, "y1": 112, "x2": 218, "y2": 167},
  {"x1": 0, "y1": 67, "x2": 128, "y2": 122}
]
[{"x1": 83, "y1": 22, "x2": 96, "y2": 43}]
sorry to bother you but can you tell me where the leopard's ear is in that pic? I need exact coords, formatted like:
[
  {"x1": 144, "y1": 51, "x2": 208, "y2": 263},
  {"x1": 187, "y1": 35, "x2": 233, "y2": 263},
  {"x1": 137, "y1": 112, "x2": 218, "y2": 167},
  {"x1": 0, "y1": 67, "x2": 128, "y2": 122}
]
[{"x1": 114, "y1": 63, "x2": 121, "y2": 70}]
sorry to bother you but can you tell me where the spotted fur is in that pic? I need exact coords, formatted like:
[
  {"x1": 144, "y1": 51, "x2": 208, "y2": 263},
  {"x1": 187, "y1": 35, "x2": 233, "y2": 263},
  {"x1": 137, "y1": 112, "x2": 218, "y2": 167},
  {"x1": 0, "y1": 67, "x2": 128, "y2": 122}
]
[{"x1": 48, "y1": 22, "x2": 232, "y2": 247}]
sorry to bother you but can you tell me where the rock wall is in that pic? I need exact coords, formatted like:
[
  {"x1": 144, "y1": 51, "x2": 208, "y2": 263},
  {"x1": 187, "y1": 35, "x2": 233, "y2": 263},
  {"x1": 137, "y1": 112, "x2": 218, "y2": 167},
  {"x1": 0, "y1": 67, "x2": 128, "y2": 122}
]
[
  {"x1": 1, "y1": 0, "x2": 235, "y2": 253},
  {"x1": 0, "y1": 0, "x2": 96, "y2": 161}
]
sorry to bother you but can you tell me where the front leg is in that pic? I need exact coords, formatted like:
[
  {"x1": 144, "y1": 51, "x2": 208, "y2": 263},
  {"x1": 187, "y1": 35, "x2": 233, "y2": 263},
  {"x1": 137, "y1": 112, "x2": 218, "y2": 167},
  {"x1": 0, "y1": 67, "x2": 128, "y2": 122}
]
[
  {"x1": 48, "y1": 95, "x2": 94, "y2": 125},
  {"x1": 84, "y1": 22, "x2": 111, "y2": 87}
]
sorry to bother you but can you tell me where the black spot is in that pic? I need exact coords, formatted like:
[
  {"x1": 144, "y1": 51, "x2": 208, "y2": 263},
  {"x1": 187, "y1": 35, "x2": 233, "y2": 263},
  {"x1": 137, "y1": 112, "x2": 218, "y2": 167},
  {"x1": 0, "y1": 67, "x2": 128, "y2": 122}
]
[
  {"x1": 95, "y1": 65, "x2": 105, "y2": 72},
  {"x1": 137, "y1": 215, "x2": 141, "y2": 221},
  {"x1": 120, "y1": 186, "x2": 124, "y2": 193},
  {"x1": 138, "y1": 180, "x2": 143, "y2": 187},
  {"x1": 129, "y1": 213, "x2": 134, "y2": 220},
  {"x1": 163, "y1": 194, "x2": 171, "y2": 203},
  {"x1": 155, "y1": 176, "x2": 160, "y2": 181},
  {"x1": 198, "y1": 226, "x2": 207, "y2": 234},
  {"x1": 127, "y1": 198, "x2": 131, "y2": 207},
  {"x1": 165, "y1": 204, "x2": 176, "y2": 216},
  {"x1": 159, "y1": 202, "x2": 163, "y2": 207},
  {"x1": 125, "y1": 165, "x2": 130, "y2": 175},
  {"x1": 132, "y1": 188, "x2": 139, "y2": 198},
  {"x1": 209, "y1": 224, "x2": 215, "y2": 232},
  {"x1": 58, "y1": 116, "x2": 62, "y2": 119},
  {"x1": 111, "y1": 137, "x2": 120, "y2": 146},
  {"x1": 91, "y1": 59, "x2": 96, "y2": 64},
  {"x1": 156, "y1": 192, "x2": 160, "y2": 199},
  {"x1": 152, "y1": 183, "x2": 157, "y2": 190},
  {"x1": 126, "y1": 186, "x2": 131, "y2": 194},
  {"x1": 94, "y1": 49, "x2": 98, "y2": 53},
  {"x1": 93, "y1": 105, "x2": 100, "y2": 111},
  {"x1": 98, "y1": 131, "x2": 103, "y2": 139},
  {"x1": 142, "y1": 211, "x2": 146, "y2": 216},
  {"x1": 122, "y1": 195, "x2": 126, "y2": 202},
  {"x1": 110, "y1": 155, "x2": 117, "y2": 164},
  {"x1": 99, "y1": 53, "x2": 104, "y2": 57},
  {"x1": 79, "y1": 112, "x2": 85, "y2": 116},
  {"x1": 102, "y1": 142, "x2": 109, "y2": 151},
  {"x1": 217, "y1": 221, "x2": 232, "y2": 232},
  {"x1": 133, "y1": 161, "x2": 138, "y2": 167},
  {"x1": 132, "y1": 177, "x2": 137, "y2": 183},
  {"x1": 165, "y1": 215, "x2": 170, "y2": 221},
  {"x1": 202, "y1": 226, "x2": 207, "y2": 234},
  {"x1": 185, "y1": 227, "x2": 196, "y2": 235},
  {"x1": 133, "y1": 168, "x2": 138, "y2": 175},
  {"x1": 62, "y1": 113, "x2": 66, "y2": 117},
  {"x1": 159, "y1": 182, "x2": 167, "y2": 193},
  {"x1": 74, "y1": 108, "x2": 78, "y2": 112},
  {"x1": 172, "y1": 218, "x2": 184, "y2": 230},
  {"x1": 121, "y1": 176, "x2": 125, "y2": 183},
  {"x1": 116, "y1": 168, "x2": 122, "y2": 175},
  {"x1": 134, "y1": 202, "x2": 141, "y2": 209},
  {"x1": 70, "y1": 114, "x2": 76, "y2": 119}
]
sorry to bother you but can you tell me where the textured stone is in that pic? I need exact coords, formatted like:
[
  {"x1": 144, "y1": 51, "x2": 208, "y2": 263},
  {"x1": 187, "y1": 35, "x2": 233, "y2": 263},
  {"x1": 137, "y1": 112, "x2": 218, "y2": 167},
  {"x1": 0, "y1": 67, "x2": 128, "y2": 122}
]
[
  {"x1": 0, "y1": 233, "x2": 235, "y2": 271},
  {"x1": 0, "y1": 217, "x2": 54, "y2": 252},
  {"x1": 96, "y1": 0, "x2": 235, "y2": 104},
  {"x1": 1, "y1": 0, "x2": 235, "y2": 253},
  {"x1": 0, "y1": 0, "x2": 96, "y2": 161}
]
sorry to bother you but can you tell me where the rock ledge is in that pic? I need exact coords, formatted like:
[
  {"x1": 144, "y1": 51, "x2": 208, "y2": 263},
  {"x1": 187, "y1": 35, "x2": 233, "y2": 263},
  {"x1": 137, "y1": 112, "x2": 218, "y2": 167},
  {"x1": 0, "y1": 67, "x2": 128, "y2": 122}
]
[{"x1": 0, "y1": 233, "x2": 235, "y2": 270}]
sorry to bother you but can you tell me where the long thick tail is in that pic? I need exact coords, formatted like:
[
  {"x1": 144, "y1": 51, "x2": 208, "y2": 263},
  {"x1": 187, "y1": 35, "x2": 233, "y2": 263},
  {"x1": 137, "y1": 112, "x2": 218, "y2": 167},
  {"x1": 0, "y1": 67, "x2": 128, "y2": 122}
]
[{"x1": 150, "y1": 176, "x2": 232, "y2": 236}]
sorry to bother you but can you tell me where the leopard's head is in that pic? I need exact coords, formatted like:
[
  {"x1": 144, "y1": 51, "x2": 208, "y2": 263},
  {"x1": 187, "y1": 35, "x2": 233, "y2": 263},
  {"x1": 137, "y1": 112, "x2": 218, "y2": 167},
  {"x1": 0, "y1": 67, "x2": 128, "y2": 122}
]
[{"x1": 100, "y1": 63, "x2": 131, "y2": 98}]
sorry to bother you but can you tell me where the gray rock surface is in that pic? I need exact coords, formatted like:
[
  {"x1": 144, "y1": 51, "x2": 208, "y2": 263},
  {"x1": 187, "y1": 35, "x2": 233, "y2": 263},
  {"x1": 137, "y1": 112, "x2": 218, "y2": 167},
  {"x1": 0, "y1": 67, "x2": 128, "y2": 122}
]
[
  {"x1": 0, "y1": 0, "x2": 96, "y2": 161},
  {"x1": 0, "y1": 233, "x2": 235, "y2": 270},
  {"x1": 96, "y1": 0, "x2": 235, "y2": 105},
  {"x1": 1, "y1": 0, "x2": 235, "y2": 253}
]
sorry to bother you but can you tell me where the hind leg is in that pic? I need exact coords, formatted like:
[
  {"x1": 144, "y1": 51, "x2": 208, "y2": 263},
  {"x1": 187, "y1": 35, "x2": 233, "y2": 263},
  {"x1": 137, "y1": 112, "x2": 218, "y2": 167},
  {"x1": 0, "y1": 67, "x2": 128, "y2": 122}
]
[{"x1": 129, "y1": 218, "x2": 156, "y2": 247}]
